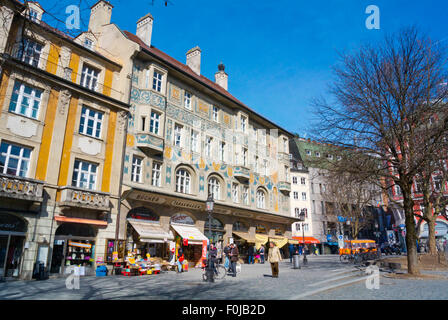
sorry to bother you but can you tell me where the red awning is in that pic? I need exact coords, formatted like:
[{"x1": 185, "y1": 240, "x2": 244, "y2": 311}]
[
  {"x1": 292, "y1": 236, "x2": 320, "y2": 244},
  {"x1": 54, "y1": 215, "x2": 107, "y2": 226}
]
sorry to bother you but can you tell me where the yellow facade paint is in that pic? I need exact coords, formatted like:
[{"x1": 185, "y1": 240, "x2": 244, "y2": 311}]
[
  {"x1": 56, "y1": 96, "x2": 78, "y2": 200},
  {"x1": 68, "y1": 52, "x2": 80, "y2": 83},
  {"x1": 35, "y1": 89, "x2": 59, "y2": 180},
  {"x1": 0, "y1": 69, "x2": 10, "y2": 113},
  {"x1": 46, "y1": 43, "x2": 61, "y2": 75},
  {"x1": 103, "y1": 68, "x2": 113, "y2": 96},
  {"x1": 101, "y1": 110, "x2": 117, "y2": 193}
]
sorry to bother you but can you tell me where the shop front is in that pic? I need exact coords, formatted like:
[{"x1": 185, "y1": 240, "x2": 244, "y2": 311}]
[
  {"x1": 0, "y1": 213, "x2": 27, "y2": 279},
  {"x1": 170, "y1": 213, "x2": 208, "y2": 268},
  {"x1": 49, "y1": 221, "x2": 100, "y2": 276}
]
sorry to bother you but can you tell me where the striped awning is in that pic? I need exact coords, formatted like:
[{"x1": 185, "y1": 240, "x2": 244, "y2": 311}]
[{"x1": 128, "y1": 219, "x2": 174, "y2": 242}]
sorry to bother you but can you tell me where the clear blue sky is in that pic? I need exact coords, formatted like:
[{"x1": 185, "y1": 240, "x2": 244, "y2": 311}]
[{"x1": 39, "y1": 0, "x2": 448, "y2": 136}]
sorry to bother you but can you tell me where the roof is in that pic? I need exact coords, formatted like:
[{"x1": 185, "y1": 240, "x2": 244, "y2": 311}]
[{"x1": 123, "y1": 30, "x2": 294, "y2": 137}]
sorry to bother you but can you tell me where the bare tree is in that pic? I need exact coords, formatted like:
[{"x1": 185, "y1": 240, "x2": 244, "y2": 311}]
[{"x1": 312, "y1": 27, "x2": 448, "y2": 275}]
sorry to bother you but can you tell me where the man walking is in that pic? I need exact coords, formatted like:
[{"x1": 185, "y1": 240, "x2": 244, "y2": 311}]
[
  {"x1": 268, "y1": 241, "x2": 283, "y2": 278},
  {"x1": 209, "y1": 243, "x2": 218, "y2": 273},
  {"x1": 248, "y1": 245, "x2": 255, "y2": 264},
  {"x1": 229, "y1": 243, "x2": 239, "y2": 277},
  {"x1": 288, "y1": 243, "x2": 294, "y2": 263},
  {"x1": 223, "y1": 243, "x2": 230, "y2": 270},
  {"x1": 259, "y1": 245, "x2": 265, "y2": 264}
]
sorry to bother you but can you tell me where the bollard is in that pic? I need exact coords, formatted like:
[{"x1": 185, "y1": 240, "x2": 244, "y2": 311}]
[{"x1": 293, "y1": 254, "x2": 300, "y2": 269}]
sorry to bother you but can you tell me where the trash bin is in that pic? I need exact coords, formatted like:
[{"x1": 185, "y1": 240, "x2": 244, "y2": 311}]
[{"x1": 293, "y1": 254, "x2": 300, "y2": 269}]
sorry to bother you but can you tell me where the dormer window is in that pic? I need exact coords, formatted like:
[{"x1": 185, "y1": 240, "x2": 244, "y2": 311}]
[
  {"x1": 84, "y1": 38, "x2": 94, "y2": 50},
  {"x1": 28, "y1": 9, "x2": 38, "y2": 22}
]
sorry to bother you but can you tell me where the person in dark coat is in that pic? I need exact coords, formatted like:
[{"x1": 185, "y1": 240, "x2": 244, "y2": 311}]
[
  {"x1": 248, "y1": 245, "x2": 255, "y2": 264},
  {"x1": 209, "y1": 243, "x2": 218, "y2": 272},
  {"x1": 288, "y1": 243, "x2": 295, "y2": 263},
  {"x1": 229, "y1": 243, "x2": 239, "y2": 277}
]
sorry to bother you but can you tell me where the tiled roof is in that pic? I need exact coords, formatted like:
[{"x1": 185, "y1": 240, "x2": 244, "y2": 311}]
[{"x1": 123, "y1": 30, "x2": 293, "y2": 135}]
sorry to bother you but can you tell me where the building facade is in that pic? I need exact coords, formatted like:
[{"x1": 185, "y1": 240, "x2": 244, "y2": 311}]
[{"x1": 0, "y1": 0, "x2": 128, "y2": 279}]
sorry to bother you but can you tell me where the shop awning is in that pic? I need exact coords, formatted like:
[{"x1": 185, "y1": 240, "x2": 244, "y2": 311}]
[
  {"x1": 171, "y1": 223, "x2": 208, "y2": 245},
  {"x1": 269, "y1": 236, "x2": 288, "y2": 248},
  {"x1": 292, "y1": 236, "x2": 321, "y2": 244},
  {"x1": 232, "y1": 231, "x2": 256, "y2": 243},
  {"x1": 54, "y1": 215, "x2": 107, "y2": 226},
  {"x1": 288, "y1": 238, "x2": 299, "y2": 245},
  {"x1": 255, "y1": 234, "x2": 269, "y2": 249},
  {"x1": 128, "y1": 219, "x2": 174, "y2": 242}
]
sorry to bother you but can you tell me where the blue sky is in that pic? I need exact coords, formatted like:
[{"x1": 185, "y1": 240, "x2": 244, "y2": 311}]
[{"x1": 39, "y1": 0, "x2": 448, "y2": 136}]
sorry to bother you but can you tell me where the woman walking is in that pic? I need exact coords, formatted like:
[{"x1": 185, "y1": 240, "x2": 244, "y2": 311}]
[{"x1": 268, "y1": 241, "x2": 283, "y2": 278}]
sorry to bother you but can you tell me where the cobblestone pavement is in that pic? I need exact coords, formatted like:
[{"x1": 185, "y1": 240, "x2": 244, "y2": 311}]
[{"x1": 0, "y1": 255, "x2": 447, "y2": 300}]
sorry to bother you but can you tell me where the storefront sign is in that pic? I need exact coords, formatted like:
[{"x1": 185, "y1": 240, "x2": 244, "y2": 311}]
[
  {"x1": 131, "y1": 191, "x2": 166, "y2": 204},
  {"x1": 171, "y1": 200, "x2": 203, "y2": 210}
]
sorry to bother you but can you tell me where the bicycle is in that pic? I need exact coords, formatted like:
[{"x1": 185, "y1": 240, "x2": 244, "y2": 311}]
[
  {"x1": 339, "y1": 252, "x2": 363, "y2": 264},
  {"x1": 202, "y1": 260, "x2": 227, "y2": 281}
]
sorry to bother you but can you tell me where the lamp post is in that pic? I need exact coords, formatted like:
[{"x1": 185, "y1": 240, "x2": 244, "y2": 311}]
[
  {"x1": 300, "y1": 211, "x2": 307, "y2": 266},
  {"x1": 205, "y1": 194, "x2": 215, "y2": 282}
]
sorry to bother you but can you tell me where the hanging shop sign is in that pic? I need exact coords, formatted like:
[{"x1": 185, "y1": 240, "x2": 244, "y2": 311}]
[{"x1": 183, "y1": 238, "x2": 189, "y2": 246}]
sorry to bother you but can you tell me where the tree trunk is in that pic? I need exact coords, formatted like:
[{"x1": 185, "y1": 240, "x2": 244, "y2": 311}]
[
  {"x1": 427, "y1": 216, "x2": 438, "y2": 255},
  {"x1": 403, "y1": 196, "x2": 420, "y2": 275}
]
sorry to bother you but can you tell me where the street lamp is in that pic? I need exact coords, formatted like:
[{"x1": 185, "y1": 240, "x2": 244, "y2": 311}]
[
  {"x1": 299, "y1": 211, "x2": 308, "y2": 266},
  {"x1": 205, "y1": 194, "x2": 215, "y2": 282}
]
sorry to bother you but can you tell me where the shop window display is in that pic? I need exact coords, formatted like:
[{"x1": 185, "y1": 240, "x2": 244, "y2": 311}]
[{"x1": 0, "y1": 213, "x2": 27, "y2": 278}]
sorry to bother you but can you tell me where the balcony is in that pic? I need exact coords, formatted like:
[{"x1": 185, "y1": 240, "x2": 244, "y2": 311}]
[
  {"x1": 0, "y1": 173, "x2": 44, "y2": 203},
  {"x1": 135, "y1": 133, "x2": 164, "y2": 155},
  {"x1": 278, "y1": 152, "x2": 290, "y2": 163},
  {"x1": 59, "y1": 186, "x2": 110, "y2": 212},
  {"x1": 233, "y1": 166, "x2": 250, "y2": 182},
  {"x1": 278, "y1": 181, "x2": 291, "y2": 193}
]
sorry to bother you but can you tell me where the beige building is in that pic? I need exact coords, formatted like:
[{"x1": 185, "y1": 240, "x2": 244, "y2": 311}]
[
  {"x1": 85, "y1": 1, "x2": 298, "y2": 265},
  {"x1": 0, "y1": 0, "x2": 128, "y2": 279}
]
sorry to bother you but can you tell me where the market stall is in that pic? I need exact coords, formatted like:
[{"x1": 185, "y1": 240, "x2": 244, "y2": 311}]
[
  {"x1": 171, "y1": 223, "x2": 208, "y2": 268},
  {"x1": 232, "y1": 231, "x2": 257, "y2": 262}
]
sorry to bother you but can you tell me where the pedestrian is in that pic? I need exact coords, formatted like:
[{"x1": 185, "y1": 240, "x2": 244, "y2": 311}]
[
  {"x1": 298, "y1": 245, "x2": 303, "y2": 255},
  {"x1": 223, "y1": 243, "x2": 230, "y2": 270},
  {"x1": 177, "y1": 252, "x2": 184, "y2": 273},
  {"x1": 288, "y1": 243, "x2": 294, "y2": 263},
  {"x1": 259, "y1": 245, "x2": 265, "y2": 264},
  {"x1": 268, "y1": 241, "x2": 283, "y2": 278},
  {"x1": 229, "y1": 243, "x2": 239, "y2": 277},
  {"x1": 248, "y1": 245, "x2": 255, "y2": 264},
  {"x1": 209, "y1": 243, "x2": 218, "y2": 273}
]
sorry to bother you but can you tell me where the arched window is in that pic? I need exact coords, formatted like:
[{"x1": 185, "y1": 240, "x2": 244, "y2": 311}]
[
  {"x1": 208, "y1": 177, "x2": 221, "y2": 200},
  {"x1": 176, "y1": 169, "x2": 191, "y2": 194},
  {"x1": 256, "y1": 189, "x2": 266, "y2": 209},
  {"x1": 127, "y1": 207, "x2": 159, "y2": 222},
  {"x1": 204, "y1": 217, "x2": 224, "y2": 243}
]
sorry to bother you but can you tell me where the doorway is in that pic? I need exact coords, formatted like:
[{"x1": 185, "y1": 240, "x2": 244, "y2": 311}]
[{"x1": 0, "y1": 213, "x2": 28, "y2": 278}]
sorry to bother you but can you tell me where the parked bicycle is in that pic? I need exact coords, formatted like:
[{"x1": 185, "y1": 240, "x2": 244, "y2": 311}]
[
  {"x1": 201, "y1": 259, "x2": 227, "y2": 281},
  {"x1": 339, "y1": 239, "x2": 380, "y2": 264}
]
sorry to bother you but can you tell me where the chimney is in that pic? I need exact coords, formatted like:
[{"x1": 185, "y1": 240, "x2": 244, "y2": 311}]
[
  {"x1": 136, "y1": 13, "x2": 153, "y2": 47},
  {"x1": 88, "y1": 0, "x2": 113, "y2": 33},
  {"x1": 186, "y1": 46, "x2": 201, "y2": 75},
  {"x1": 214, "y1": 62, "x2": 228, "y2": 91}
]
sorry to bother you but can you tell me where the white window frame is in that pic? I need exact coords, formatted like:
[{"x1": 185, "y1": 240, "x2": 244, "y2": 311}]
[
  {"x1": 232, "y1": 183, "x2": 239, "y2": 203},
  {"x1": 208, "y1": 177, "x2": 221, "y2": 201},
  {"x1": 293, "y1": 192, "x2": 298, "y2": 200},
  {"x1": 84, "y1": 38, "x2": 94, "y2": 50},
  {"x1": 174, "y1": 124, "x2": 182, "y2": 147},
  {"x1": 242, "y1": 186, "x2": 249, "y2": 205},
  {"x1": 184, "y1": 91, "x2": 192, "y2": 110},
  {"x1": 80, "y1": 64, "x2": 100, "y2": 91},
  {"x1": 301, "y1": 177, "x2": 306, "y2": 185},
  {"x1": 131, "y1": 155, "x2": 143, "y2": 183},
  {"x1": 302, "y1": 192, "x2": 307, "y2": 201},
  {"x1": 191, "y1": 130, "x2": 199, "y2": 153},
  {"x1": 256, "y1": 190, "x2": 265, "y2": 209},
  {"x1": 243, "y1": 148, "x2": 248, "y2": 167},
  {"x1": 241, "y1": 116, "x2": 247, "y2": 132},
  {"x1": 176, "y1": 169, "x2": 190, "y2": 194},
  {"x1": 0, "y1": 141, "x2": 32, "y2": 177},
  {"x1": 18, "y1": 38, "x2": 42, "y2": 68},
  {"x1": 79, "y1": 106, "x2": 103, "y2": 139},
  {"x1": 72, "y1": 159, "x2": 98, "y2": 190},
  {"x1": 212, "y1": 106, "x2": 219, "y2": 122},
  {"x1": 152, "y1": 70, "x2": 163, "y2": 92},
  {"x1": 292, "y1": 177, "x2": 298, "y2": 184},
  {"x1": 149, "y1": 111, "x2": 161, "y2": 135},
  {"x1": 151, "y1": 162, "x2": 162, "y2": 187},
  {"x1": 205, "y1": 136, "x2": 213, "y2": 158},
  {"x1": 219, "y1": 141, "x2": 225, "y2": 162},
  {"x1": 9, "y1": 81, "x2": 42, "y2": 119}
]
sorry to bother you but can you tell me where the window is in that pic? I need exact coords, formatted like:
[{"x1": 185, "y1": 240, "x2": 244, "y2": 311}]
[
  {"x1": 0, "y1": 142, "x2": 31, "y2": 177},
  {"x1": 72, "y1": 160, "x2": 98, "y2": 190},
  {"x1": 311, "y1": 182, "x2": 314, "y2": 194},
  {"x1": 293, "y1": 177, "x2": 298, "y2": 184},
  {"x1": 305, "y1": 149, "x2": 311, "y2": 156},
  {"x1": 232, "y1": 183, "x2": 239, "y2": 203},
  {"x1": 174, "y1": 124, "x2": 182, "y2": 147},
  {"x1": 315, "y1": 151, "x2": 320, "y2": 157},
  {"x1": 256, "y1": 190, "x2": 265, "y2": 209},
  {"x1": 152, "y1": 70, "x2": 163, "y2": 92},
  {"x1": 394, "y1": 185, "x2": 402, "y2": 196},
  {"x1": 28, "y1": 9, "x2": 38, "y2": 21},
  {"x1": 219, "y1": 141, "x2": 225, "y2": 162},
  {"x1": 254, "y1": 156, "x2": 258, "y2": 172},
  {"x1": 242, "y1": 186, "x2": 249, "y2": 205},
  {"x1": 9, "y1": 81, "x2": 42, "y2": 119},
  {"x1": 131, "y1": 156, "x2": 143, "y2": 183},
  {"x1": 176, "y1": 169, "x2": 190, "y2": 193},
  {"x1": 296, "y1": 223, "x2": 301, "y2": 231},
  {"x1": 243, "y1": 148, "x2": 248, "y2": 167},
  {"x1": 79, "y1": 106, "x2": 103, "y2": 139},
  {"x1": 285, "y1": 166, "x2": 289, "y2": 181},
  {"x1": 433, "y1": 176, "x2": 443, "y2": 192},
  {"x1": 241, "y1": 116, "x2": 247, "y2": 132},
  {"x1": 208, "y1": 177, "x2": 221, "y2": 200},
  {"x1": 301, "y1": 208, "x2": 308, "y2": 219},
  {"x1": 191, "y1": 130, "x2": 199, "y2": 153},
  {"x1": 295, "y1": 208, "x2": 301, "y2": 217},
  {"x1": 18, "y1": 38, "x2": 42, "y2": 67},
  {"x1": 293, "y1": 192, "x2": 298, "y2": 200},
  {"x1": 205, "y1": 136, "x2": 213, "y2": 158},
  {"x1": 301, "y1": 177, "x2": 306, "y2": 185},
  {"x1": 151, "y1": 162, "x2": 161, "y2": 187},
  {"x1": 303, "y1": 223, "x2": 309, "y2": 232},
  {"x1": 327, "y1": 154, "x2": 333, "y2": 160},
  {"x1": 145, "y1": 69, "x2": 150, "y2": 88},
  {"x1": 263, "y1": 160, "x2": 268, "y2": 176},
  {"x1": 212, "y1": 106, "x2": 219, "y2": 122},
  {"x1": 321, "y1": 201, "x2": 325, "y2": 214},
  {"x1": 184, "y1": 91, "x2": 192, "y2": 110},
  {"x1": 84, "y1": 38, "x2": 93, "y2": 50},
  {"x1": 141, "y1": 116, "x2": 146, "y2": 131},
  {"x1": 80, "y1": 64, "x2": 99, "y2": 91},
  {"x1": 149, "y1": 111, "x2": 160, "y2": 135},
  {"x1": 302, "y1": 192, "x2": 307, "y2": 201}
]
